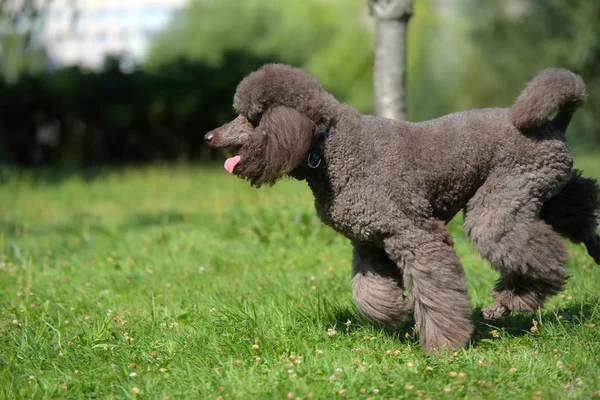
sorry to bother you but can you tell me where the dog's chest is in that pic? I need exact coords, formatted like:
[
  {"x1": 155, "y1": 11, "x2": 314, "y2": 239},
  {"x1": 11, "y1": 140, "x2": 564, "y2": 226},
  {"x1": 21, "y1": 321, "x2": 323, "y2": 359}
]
[{"x1": 312, "y1": 188, "x2": 391, "y2": 244}]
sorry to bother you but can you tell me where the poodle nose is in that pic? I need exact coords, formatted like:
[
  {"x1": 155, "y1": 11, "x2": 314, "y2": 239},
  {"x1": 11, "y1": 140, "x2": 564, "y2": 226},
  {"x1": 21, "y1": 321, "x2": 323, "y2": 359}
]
[{"x1": 204, "y1": 132, "x2": 214, "y2": 144}]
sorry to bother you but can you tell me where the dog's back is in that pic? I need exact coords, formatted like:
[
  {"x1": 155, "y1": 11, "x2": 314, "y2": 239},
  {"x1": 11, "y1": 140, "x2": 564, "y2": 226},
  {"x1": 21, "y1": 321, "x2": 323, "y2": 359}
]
[{"x1": 356, "y1": 69, "x2": 599, "y2": 261}]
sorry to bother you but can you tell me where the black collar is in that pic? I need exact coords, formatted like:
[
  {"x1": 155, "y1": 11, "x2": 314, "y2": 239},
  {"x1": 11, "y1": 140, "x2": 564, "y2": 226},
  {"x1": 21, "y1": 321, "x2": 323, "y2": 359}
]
[{"x1": 307, "y1": 130, "x2": 329, "y2": 169}]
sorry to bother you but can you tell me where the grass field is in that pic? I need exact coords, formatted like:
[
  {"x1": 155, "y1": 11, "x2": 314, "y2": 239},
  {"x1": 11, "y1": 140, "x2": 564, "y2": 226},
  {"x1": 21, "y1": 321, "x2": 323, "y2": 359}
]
[{"x1": 1, "y1": 155, "x2": 599, "y2": 399}]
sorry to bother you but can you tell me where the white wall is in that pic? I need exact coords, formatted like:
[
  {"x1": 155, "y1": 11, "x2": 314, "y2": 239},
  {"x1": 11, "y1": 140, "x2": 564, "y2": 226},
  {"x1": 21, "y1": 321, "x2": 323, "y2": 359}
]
[{"x1": 41, "y1": 0, "x2": 188, "y2": 69}]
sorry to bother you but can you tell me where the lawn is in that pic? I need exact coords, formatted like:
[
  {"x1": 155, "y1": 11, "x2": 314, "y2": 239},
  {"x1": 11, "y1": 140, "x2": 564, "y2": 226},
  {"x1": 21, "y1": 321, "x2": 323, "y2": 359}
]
[{"x1": 1, "y1": 155, "x2": 599, "y2": 399}]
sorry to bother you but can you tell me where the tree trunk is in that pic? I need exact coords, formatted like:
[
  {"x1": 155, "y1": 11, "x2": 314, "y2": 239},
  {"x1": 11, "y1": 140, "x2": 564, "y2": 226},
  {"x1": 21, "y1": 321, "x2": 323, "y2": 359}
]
[{"x1": 368, "y1": 0, "x2": 413, "y2": 120}]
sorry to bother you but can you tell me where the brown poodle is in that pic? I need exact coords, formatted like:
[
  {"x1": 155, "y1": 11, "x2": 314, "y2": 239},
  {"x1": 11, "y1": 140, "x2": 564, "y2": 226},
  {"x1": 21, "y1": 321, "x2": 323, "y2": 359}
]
[{"x1": 205, "y1": 64, "x2": 600, "y2": 353}]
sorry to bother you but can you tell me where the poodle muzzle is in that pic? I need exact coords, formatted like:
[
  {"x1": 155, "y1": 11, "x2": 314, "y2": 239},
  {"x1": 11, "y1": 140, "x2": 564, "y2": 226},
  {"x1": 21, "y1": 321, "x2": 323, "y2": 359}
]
[{"x1": 204, "y1": 115, "x2": 253, "y2": 148}]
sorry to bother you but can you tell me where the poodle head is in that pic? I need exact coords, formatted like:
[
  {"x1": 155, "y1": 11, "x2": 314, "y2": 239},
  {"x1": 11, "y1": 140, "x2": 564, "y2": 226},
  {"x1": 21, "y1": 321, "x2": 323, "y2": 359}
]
[{"x1": 205, "y1": 64, "x2": 337, "y2": 187}]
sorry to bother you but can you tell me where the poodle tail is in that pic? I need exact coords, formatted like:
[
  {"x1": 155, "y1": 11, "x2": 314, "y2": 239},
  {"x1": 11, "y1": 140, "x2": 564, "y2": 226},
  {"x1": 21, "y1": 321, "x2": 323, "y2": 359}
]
[{"x1": 510, "y1": 68, "x2": 587, "y2": 133}]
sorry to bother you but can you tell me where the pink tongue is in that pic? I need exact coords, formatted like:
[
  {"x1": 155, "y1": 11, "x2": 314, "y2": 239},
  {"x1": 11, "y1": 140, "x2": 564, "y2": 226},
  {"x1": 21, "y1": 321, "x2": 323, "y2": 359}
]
[{"x1": 224, "y1": 155, "x2": 241, "y2": 173}]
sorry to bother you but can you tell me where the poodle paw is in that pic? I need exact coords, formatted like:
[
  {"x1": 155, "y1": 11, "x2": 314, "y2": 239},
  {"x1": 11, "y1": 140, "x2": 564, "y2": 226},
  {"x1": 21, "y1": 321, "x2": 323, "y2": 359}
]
[
  {"x1": 481, "y1": 302, "x2": 510, "y2": 320},
  {"x1": 418, "y1": 320, "x2": 473, "y2": 354}
]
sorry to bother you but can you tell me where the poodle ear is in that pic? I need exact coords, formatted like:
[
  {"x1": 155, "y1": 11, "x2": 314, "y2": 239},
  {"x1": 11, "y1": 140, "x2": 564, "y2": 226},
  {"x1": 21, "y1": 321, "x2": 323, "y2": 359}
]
[{"x1": 238, "y1": 106, "x2": 315, "y2": 186}]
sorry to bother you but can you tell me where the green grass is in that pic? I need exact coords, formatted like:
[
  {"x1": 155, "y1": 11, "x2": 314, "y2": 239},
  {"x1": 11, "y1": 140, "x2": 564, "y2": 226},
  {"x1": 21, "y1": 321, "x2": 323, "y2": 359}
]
[{"x1": 1, "y1": 155, "x2": 599, "y2": 399}]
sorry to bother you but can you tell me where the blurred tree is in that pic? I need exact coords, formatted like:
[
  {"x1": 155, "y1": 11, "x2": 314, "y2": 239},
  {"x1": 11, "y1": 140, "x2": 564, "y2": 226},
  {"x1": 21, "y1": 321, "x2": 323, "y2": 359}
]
[
  {"x1": 0, "y1": 0, "x2": 51, "y2": 82},
  {"x1": 146, "y1": 0, "x2": 464, "y2": 122},
  {"x1": 368, "y1": 0, "x2": 412, "y2": 120}
]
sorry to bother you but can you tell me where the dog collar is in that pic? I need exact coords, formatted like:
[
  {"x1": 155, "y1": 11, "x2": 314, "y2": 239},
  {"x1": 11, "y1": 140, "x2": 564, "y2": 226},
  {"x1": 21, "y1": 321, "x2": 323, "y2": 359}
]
[{"x1": 307, "y1": 130, "x2": 329, "y2": 169}]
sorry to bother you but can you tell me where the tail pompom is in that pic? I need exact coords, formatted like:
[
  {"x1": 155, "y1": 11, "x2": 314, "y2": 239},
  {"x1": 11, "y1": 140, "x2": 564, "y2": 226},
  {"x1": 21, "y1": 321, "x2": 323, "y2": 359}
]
[{"x1": 510, "y1": 68, "x2": 587, "y2": 132}]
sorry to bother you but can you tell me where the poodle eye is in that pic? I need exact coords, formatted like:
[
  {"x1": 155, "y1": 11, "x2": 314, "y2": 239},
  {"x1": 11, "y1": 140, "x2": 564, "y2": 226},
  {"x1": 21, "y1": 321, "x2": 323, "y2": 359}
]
[{"x1": 247, "y1": 114, "x2": 261, "y2": 128}]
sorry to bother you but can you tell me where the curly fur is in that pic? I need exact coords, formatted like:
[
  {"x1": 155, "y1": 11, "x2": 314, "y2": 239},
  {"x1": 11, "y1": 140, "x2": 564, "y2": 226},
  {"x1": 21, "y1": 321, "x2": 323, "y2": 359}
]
[
  {"x1": 206, "y1": 64, "x2": 600, "y2": 353},
  {"x1": 351, "y1": 244, "x2": 410, "y2": 327},
  {"x1": 511, "y1": 68, "x2": 587, "y2": 131},
  {"x1": 239, "y1": 107, "x2": 315, "y2": 187}
]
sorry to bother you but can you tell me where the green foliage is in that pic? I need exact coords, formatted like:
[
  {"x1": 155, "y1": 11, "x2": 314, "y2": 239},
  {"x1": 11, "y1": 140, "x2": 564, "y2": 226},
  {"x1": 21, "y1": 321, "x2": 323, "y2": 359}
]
[
  {"x1": 452, "y1": 0, "x2": 600, "y2": 150},
  {"x1": 0, "y1": 33, "x2": 46, "y2": 82},
  {"x1": 147, "y1": 0, "x2": 469, "y2": 117},
  {"x1": 405, "y1": 0, "x2": 458, "y2": 121},
  {"x1": 147, "y1": 0, "x2": 376, "y2": 112},
  {"x1": 0, "y1": 1, "x2": 48, "y2": 82},
  {"x1": 149, "y1": 0, "x2": 600, "y2": 152},
  {"x1": 1, "y1": 156, "x2": 599, "y2": 398}
]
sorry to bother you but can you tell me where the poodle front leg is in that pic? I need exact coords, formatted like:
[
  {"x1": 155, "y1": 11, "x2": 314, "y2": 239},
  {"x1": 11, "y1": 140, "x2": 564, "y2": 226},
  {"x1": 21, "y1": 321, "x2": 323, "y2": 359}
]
[
  {"x1": 351, "y1": 244, "x2": 411, "y2": 327},
  {"x1": 383, "y1": 223, "x2": 473, "y2": 353}
]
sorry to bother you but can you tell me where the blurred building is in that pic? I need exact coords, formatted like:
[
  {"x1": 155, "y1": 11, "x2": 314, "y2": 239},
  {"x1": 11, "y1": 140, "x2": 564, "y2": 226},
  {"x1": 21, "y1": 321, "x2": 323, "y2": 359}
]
[{"x1": 40, "y1": 0, "x2": 188, "y2": 69}]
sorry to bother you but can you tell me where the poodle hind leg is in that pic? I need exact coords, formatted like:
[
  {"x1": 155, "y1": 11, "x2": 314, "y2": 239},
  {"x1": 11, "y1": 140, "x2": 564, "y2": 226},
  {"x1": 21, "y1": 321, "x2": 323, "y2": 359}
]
[
  {"x1": 352, "y1": 244, "x2": 411, "y2": 327},
  {"x1": 384, "y1": 221, "x2": 473, "y2": 353},
  {"x1": 464, "y1": 174, "x2": 569, "y2": 320},
  {"x1": 482, "y1": 271, "x2": 566, "y2": 320},
  {"x1": 540, "y1": 170, "x2": 600, "y2": 264}
]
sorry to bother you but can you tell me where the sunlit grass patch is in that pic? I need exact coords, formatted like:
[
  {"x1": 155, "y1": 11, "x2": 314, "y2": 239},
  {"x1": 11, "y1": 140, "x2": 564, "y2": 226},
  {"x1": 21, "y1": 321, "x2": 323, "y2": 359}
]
[{"x1": 0, "y1": 155, "x2": 599, "y2": 398}]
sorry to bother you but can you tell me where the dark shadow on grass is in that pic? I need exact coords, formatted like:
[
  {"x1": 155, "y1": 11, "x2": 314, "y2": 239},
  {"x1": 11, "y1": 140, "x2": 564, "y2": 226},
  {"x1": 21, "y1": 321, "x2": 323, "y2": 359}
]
[
  {"x1": 305, "y1": 305, "x2": 418, "y2": 344},
  {"x1": 471, "y1": 299, "x2": 599, "y2": 345},
  {"x1": 0, "y1": 161, "x2": 225, "y2": 186},
  {"x1": 304, "y1": 299, "x2": 598, "y2": 349},
  {"x1": 0, "y1": 165, "x2": 117, "y2": 185},
  {"x1": 0, "y1": 211, "x2": 197, "y2": 244}
]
